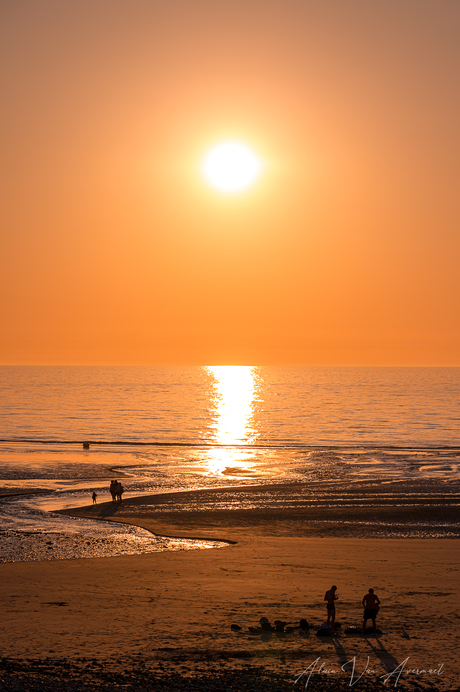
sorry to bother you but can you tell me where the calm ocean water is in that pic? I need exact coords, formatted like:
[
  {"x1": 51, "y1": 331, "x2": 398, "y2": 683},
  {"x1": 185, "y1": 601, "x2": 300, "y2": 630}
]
[
  {"x1": 2, "y1": 365, "x2": 460, "y2": 446},
  {"x1": 1, "y1": 366, "x2": 459, "y2": 561}
]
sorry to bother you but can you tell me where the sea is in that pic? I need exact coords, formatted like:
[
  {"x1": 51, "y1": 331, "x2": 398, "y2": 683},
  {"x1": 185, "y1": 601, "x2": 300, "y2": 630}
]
[{"x1": 1, "y1": 366, "x2": 459, "y2": 562}]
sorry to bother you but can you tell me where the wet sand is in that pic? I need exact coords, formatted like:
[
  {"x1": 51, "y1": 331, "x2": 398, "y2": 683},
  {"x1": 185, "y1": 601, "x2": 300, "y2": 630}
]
[
  {"x1": 63, "y1": 479, "x2": 460, "y2": 540},
  {"x1": 1, "y1": 483, "x2": 459, "y2": 690}
]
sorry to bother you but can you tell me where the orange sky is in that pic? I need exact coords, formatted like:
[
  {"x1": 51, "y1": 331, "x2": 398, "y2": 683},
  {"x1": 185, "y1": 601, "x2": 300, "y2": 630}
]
[{"x1": 1, "y1": 0, "x2": 459, "y2": 365}]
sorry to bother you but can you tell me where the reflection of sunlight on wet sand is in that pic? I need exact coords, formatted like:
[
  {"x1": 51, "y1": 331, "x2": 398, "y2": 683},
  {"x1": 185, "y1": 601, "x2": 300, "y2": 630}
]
[
  {"x1": 205, "y1": 446, "x2": 259, "y2": 478},
  {"x1": 205, "y1": 366, "x2": 258, "y2": 477}
]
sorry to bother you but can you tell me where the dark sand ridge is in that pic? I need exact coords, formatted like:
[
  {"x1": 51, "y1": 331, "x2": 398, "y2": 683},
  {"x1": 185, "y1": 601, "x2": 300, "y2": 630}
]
[
  {"x1": 64, "y1": 479, "x2": 460, "y2": 540},
  {"x1": 1, "y1": 482, "x2": 459, "y2": 690}
]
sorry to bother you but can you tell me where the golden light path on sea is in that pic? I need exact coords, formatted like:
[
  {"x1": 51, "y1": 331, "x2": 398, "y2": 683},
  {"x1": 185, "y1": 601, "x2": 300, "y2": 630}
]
[{"x1": 205, "y1": 365, "x2": 258, "y2": 478}]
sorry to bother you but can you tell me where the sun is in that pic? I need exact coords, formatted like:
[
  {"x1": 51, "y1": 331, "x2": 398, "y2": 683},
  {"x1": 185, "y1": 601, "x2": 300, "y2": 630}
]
[{"x1": 202, "y1": 141, "x2": 262, "y2": 193}]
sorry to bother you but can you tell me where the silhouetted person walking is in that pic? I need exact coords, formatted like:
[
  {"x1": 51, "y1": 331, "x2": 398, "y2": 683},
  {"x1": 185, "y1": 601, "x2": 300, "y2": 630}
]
[
  {"x1": 324, "y1": 585, "x2": 338, "y2": 633},
  {"x1": 362, "y1": 588, "x2": 380, "y2": 636}
]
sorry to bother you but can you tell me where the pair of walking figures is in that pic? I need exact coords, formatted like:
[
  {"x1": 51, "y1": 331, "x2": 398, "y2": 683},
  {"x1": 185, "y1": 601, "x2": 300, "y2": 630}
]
[{"x1": 109, "y1": 479, "x2": 124, "y2": 502}]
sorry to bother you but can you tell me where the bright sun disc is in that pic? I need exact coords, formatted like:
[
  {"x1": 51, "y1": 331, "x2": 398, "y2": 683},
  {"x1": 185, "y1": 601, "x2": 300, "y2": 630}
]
[{"x1": 203, "y1": 141, "x2": 262, "y2": 192}]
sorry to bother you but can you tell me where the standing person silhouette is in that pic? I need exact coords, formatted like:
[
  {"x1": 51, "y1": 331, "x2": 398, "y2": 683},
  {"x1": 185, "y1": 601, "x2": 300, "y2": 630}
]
[
  {"x1": 92, "y1": 491, "x2": 97, "y2": 505},
  {"x1": 362, "y1": 588, "x2": 381, "y2": 636},
  {"x1": 324, "y1": 585, "x2": 338, "y2": 633}
]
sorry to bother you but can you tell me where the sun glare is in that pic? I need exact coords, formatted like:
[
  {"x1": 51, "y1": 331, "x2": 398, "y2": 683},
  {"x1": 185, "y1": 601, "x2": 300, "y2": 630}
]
[{"x1": 202, "y1": 141, "x2": 262, "y2": 193}]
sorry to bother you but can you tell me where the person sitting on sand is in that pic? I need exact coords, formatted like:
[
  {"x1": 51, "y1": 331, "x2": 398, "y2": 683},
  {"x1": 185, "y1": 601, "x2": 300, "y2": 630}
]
[
  {"x1": 324, "y1": 585, "x2": 338, "y2": 633},
  {"x1": 362, "y1": 588, "x2": 381, "y2": 636},
  {"x1": 92, "y1": 491, "x2": 97, "y2": 505},
  {"x1": 299, "y1": 618, "x2": 309, "y2": 637}
]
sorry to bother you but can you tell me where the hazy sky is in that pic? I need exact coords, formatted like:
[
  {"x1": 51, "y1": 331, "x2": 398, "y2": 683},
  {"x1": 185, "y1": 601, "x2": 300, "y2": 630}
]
[{"x1": 1, "y1": 0, "x2": 459, "y2": 365}]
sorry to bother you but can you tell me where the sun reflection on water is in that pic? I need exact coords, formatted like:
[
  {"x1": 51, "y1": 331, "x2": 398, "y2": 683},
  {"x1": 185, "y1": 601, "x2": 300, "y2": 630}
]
[
  {"x1": 208, "y1": 365, "x2": 256, "y2": 444},
  {"x1": 205, "y1": 366, "x2": 258, "y2": 477}
]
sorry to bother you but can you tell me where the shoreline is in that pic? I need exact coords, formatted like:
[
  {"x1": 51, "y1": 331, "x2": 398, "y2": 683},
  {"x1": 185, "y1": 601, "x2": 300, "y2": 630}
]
[
  {"x1": 2, "y1": 483, "x2": 459, "y2": 690},
  {"x1": 3, "y1": 476, "x2": 457, "y2": 564},
  {"x1": 59, "y1": 480, "x2": 460, "y2": 542}
]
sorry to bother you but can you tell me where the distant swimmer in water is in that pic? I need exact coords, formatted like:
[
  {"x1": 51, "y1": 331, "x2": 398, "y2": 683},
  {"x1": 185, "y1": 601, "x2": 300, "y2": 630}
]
[
  {"x1": 324, "y1": 585, "x2": 338, "y2": 633},
  {"x1": 362, "y1": 588, "x2": 381, "y2": 636},
  {"x1": 92, "y1": 491, "x2": 97, "y2": 505}
]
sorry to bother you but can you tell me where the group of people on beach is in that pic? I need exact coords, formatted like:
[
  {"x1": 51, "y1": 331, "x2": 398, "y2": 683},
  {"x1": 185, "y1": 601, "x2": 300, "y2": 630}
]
[
  {"x1": 109, "y1": 480, "x2": 124, "y2": 502},
  {"x1": 90, "y1": 481, "x2": 125, "y2": 504},
  {"x1": 324, "y1": 585, "x2": 381, "y2": 636}
]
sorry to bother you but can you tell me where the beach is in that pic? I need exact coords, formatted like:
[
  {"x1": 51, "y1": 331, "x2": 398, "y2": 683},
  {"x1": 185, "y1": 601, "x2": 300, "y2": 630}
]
[
  {"x1": 1, "y1": 484, "x2": 459, "y2": 691},
  {"x1": 3, "y1": 0, "x2": 460, "y2": 677}
]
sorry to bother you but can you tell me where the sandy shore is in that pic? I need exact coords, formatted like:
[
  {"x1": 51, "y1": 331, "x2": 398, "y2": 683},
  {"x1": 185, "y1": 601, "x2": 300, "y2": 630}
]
[{"x1": 1, "y1": 485, "x2": 459, "y2": 690}]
